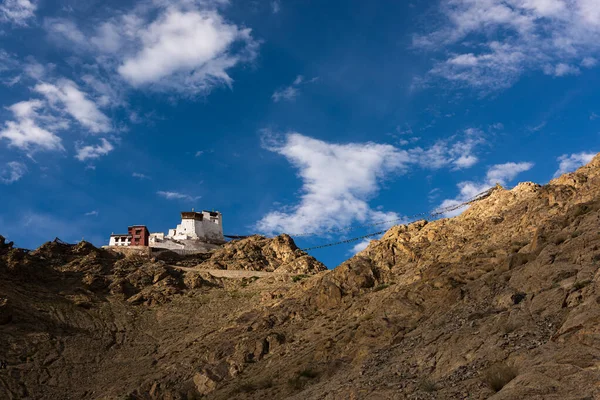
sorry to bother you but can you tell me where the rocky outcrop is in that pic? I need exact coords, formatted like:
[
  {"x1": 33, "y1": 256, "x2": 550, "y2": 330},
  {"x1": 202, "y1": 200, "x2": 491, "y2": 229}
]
[
  {"x1": 195, "y1": 234, "x2": 327, "y2": 274},
  {"x1": 0, "y1": 235, "x2": 13, "y2": 255},
  {"x1": 3, "y1": 155, "x2": 600, "y2": 399}
]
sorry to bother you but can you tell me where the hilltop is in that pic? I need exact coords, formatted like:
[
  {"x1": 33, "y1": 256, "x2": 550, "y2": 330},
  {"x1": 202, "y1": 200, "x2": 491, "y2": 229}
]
[{"x1": 2, "y1": 155, "x2": 600, "y2": 399}]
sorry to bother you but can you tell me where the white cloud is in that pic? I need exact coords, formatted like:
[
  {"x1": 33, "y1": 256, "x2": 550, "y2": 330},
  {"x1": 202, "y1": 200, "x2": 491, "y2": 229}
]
[
  {"x1": 407, "y1": 128, "x2": 484, "y2": 170},
  {"x1": 81, "y1": 74, "x2": 126, "y2": 109},
  {"x1": 84, "y1": 210, "x2": 99, "y2": 216},
  {"x1": 582, "y1": 57, "x2": 598, "y2": 68},
  {"x1": 554, "y1": 152, "x2": 596, "y2": 177},
  {"x1": 439, "y1": 161, "x2": 534, "y2": 217},
  {"x1": 415, "y1": 0, "x2": 600, "y2": 91},
  {"x1": 256, "y1": 131, "x2": 485, "y2": 235},
  {"x1": 34, "y1": 79, "x2": 111, "y2": 133},
  {"x1": 454, "y1": 154, "x2": 478, "y2": 168},
  {"x1": 45, "y1": 18, "x2": 88, "y2": 47},
  {"x1": 0, "y1": 161, "x2": 26, "y2": 183},
  {"x1": 0, "y1": 99, "x2": 65, "y2": 152},
  {"x1": 118, "y1": 9, "x2": 255, "y2": 92},
  {"x1": 544, "y1": 63, "x2": 580, "y2": 77},
  {"x1": 0, "y1": 78, "x2": 113, "y2": 159},
  {"x1": 46, "y1": 3, "x2": 258, "y2": 96},
  {"x1": 157, "y1": 191, "x2": 201, "y2": 201},
  {"x1": 0, "y1": 0, "x2": 37, "y2": 26},
  {"x1": 256, "y1": 133, "x2": 411, "y2": 235},
  {"x1": 75, "y1": 138, "x2": 114, "y2": 161},
  {"x1": 271, "y1": 0, "x2": 281, "y2": 14},
  {"x1": 272, "y1": 86, "x2": 299, "y2": 102},
  {"x1": 272, "y1": 75, "x2": 318, "y2": 102},
  {"x1": 351, "y1": 238, "x2": 372, "y2": 254},
  {"x1": 132, "y1": 172, "x2": 151, "y2": 179},
  {"x1": 0, "y1": 50, "x2": 22, "y2": 85}
]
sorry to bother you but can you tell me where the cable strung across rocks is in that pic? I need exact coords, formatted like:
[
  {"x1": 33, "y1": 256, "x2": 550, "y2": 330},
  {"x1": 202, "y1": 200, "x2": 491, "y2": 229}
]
[
  {"x1": 225, "y1": 185, "x2": 500, "y2": 243},
  {"x1": 298, "y1": 185, "x2": 499, "y2": 251},
  {"x1": 169, "y1": 186, "x2": 500, "y2": 263}
]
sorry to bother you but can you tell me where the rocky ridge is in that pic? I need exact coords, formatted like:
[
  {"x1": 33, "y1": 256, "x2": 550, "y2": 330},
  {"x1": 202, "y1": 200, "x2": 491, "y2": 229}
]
[{"x1": 2, "y1": 155, "x2": 600, "y2": 399}]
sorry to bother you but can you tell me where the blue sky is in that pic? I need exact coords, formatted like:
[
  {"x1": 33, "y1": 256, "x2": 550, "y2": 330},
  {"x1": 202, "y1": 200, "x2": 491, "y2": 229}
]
[{"x1": 0, "y1": 0, "x2": 599, "y2": 268}]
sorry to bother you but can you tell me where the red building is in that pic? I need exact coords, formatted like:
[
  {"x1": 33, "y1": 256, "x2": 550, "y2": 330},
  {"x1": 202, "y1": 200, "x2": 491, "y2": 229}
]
[{"x1": 128, "y1": 225, "x2": 149, "y2": 247}]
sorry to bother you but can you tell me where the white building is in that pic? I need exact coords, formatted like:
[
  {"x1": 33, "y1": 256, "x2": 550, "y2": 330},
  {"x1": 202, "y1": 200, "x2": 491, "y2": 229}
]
[
  {"x1": 109, "y1": 234, "x2": 132, "y2": 246},
  {"x1": 106, "y1": 210, "x2": 225, "y2": 254},
  {"x1": 165, "y1": 210, "x2": 224, "y2": 242}
]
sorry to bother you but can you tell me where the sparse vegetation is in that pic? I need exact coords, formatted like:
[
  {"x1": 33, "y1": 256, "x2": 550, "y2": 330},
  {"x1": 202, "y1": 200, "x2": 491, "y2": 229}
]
[
  {"x1": 501, "y1": 320, "x2": 519, "y2": 335},
  {"x1": 292, "y1": 274, "x2": 309, "y2": 282},
  {"x1": 572, "y1": 204, "x2": 591, "y2": 218},
  {"x1": 373, "y1": 283, "x2": 390, "y2": 292},
  {"x1": 234, "y1": 378, "x2": 274, "y2": 393},
  {"x1": 418, "y1": 378, "x2": 438, "y2": 392},
  {"x1": 572, "y1": 280, "x2": 592, "y2": 291},
  {"x1": 299, "y1": 369, "x2": 319, "y2": 379},
  {"x1": 554, "y1": 234, "x2": 568, "y2": 245},
  {"x1": 483, "y1": 363, "x2": 518, "y2": 392},
  {"x1": 228, "y1": 290, "x2": 256, "y2": 299},
  {"x1": 288, "y1": 368, "x2": 320, "y2": 390}
]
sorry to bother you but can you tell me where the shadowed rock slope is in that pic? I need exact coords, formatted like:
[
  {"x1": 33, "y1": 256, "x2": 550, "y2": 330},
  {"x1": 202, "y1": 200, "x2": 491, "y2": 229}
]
[{"x1": 3, "y1": 155, "x2": 600, "y2": 399}]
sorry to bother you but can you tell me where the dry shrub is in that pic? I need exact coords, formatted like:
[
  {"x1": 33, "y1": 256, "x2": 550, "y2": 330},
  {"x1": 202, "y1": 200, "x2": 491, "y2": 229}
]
[
  {"x1": 418, "y1": 378, "x2": 438, "y2": 392},
  {"x1": 483, "y1": 363, "x2": 518, "y2": 392}
]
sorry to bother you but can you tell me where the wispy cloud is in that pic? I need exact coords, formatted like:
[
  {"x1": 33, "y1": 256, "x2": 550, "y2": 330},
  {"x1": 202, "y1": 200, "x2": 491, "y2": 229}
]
[
  {"x1": 0, "y1": 99, "x2": 65, "y2": 153},
  {"x1": 272, "y1": 75, "x2": 318, "y2": 102},
  {"x1": 0, "y1": 0, "x2": 37, "y2": 26},
  {"x1": 0, "y1": 161, "x2": 27, "y2": 184},
  {"x1": 414, "y1": 0, "x2": 600, "y2": 92},
  {"x1": 271, "y1": 0, "x2": 281, "y2": 14},
  {"x1": 84, "y1": 210, "x2": 99, "y2": 216},
  {"x1": 272, "y1": 86, "x2": 298, "y2": 102},
  {"x1": 554, "y1": 151, "x2": 596, "y2": 177},
  {"x1": 157, "y1": 191, "x2": 201, "y2": 201},
  {"x1": 529, "y1": 121, "x2": 547, "y2": 132},
  {"x1": 132, "y1": 172, "x2": 151, "y2": 179},
  {"x1": 439, "y1": 161, "x2": 534, "y2": 217},
  {"x1": 406, "y1": 127, "x2": 485, "y2": 170},
  {"x1": 34, "y1": 79, "x2": 111, "y2": 133},
  {"x1": 75, "y1": 138, "x2": 114, "y2": 161}
]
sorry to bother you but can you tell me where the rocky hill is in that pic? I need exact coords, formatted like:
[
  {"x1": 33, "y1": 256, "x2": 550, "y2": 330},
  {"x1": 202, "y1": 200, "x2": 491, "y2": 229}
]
[{"x1": 2, "y1": 155, "x2": 600, "y2": 399}]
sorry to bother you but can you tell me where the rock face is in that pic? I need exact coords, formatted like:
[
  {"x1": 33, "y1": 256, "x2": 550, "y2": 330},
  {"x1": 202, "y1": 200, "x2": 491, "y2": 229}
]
[
  {"x1": 195, "y1": 234, "x2": 327, "y2": 274},
  {"x1": 3, "y1": 155, "x2": 600, "y2": 399}
]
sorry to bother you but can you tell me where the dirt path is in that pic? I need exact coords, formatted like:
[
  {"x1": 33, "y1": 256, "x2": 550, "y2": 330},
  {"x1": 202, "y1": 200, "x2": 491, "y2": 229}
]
[{"x1": 169, "y1": 266, "x2": 280, "y2": 279}]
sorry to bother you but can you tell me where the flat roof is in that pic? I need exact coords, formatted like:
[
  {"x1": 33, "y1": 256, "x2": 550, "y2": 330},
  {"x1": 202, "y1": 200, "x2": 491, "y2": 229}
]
[
  {"x1": 110, "y1": 234, "x2": 132, "y2": 237},
  {"x1": 181, "y1": 211, "x2": 203, "y2": 220}
]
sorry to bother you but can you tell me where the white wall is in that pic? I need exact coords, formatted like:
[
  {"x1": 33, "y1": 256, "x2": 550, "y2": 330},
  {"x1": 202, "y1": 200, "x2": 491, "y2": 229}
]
[
  {"x1": 201, "y1": 211, "x2": 223, "y2": 240},
  {"x1": 164, "y1": 211, "x2": 223, "y2": 241},
  {"x1": 149, "y1": 237, "x2": 185, "y2": 250},
  {"x1": 109, "y1": 236, "x2": 131, "y2": 246}
]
